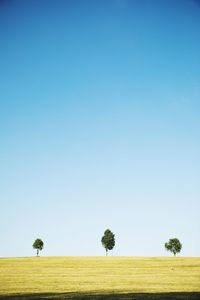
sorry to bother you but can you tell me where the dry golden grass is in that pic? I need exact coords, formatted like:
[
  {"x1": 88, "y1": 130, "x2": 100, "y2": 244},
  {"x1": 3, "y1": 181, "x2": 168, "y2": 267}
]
[{"x1": 0, "y1": 256, "x2": 199, "y2": 299}]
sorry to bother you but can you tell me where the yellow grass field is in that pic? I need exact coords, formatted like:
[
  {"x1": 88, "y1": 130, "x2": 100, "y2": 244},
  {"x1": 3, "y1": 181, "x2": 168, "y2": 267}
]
[{"x1": 0, "y1": 256, "x2": 199, "y2": 299}]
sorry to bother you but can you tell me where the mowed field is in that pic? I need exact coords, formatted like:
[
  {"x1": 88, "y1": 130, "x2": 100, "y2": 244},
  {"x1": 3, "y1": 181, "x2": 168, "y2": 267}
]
[{"x1": 0, "y1": 256, "x2": 200, "y2": 300}]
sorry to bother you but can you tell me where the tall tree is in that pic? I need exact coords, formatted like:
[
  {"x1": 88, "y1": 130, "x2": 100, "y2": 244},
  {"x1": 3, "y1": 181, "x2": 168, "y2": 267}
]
[
  {"x1": 101, "y1": 229, "x2": 115, "y2": 256},
  {"x1": 33, "y1": 238, "x2": 44, "y2": 257},
  {"x1": 165, "y1": 238, "x2": 182, "y2": 256}
]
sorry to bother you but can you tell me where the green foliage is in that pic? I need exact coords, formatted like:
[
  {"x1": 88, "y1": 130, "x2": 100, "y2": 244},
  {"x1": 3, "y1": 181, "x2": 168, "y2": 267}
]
[
  {"x1": 101, "y1": 229, "x2": 115, "y2": 255},
  {"x1": 32, "y1": 238, "x2": 44, "y2": 256},
  {"x1": 165, "y1": 238, "x2": 182, "y2": 256}
]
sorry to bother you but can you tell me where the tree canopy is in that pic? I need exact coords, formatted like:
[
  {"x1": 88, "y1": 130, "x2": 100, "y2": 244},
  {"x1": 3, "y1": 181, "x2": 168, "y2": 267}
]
[
  {"x1": 165, "y1": 238, "x2": 182, "y2": 256},
  {"x1": 33, "y1": 238, "x2": 44, "y2": 257},
  {"x1": 101, "y1": 229, "x2": 115, "y2": 256}
]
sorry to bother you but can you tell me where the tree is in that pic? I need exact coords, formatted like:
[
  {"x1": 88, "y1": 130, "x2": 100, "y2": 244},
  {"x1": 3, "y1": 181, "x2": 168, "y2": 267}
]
[
  {"x1": 101, "y1": 229, "x2": 115, "y2": 256},
  {"x1": 33, "y1": 238, "x2": 44, "y2": 257},
  {"x1": 165, "y1": 238, "x2": 182, "y2": 256}
]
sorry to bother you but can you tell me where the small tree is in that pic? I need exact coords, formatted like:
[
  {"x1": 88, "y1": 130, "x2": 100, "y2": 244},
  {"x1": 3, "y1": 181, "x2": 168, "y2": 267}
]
[
  {"x1": 165, "y1": 238, "x2": 182, "y2": 256},
  {"x1": 33, "y1": 238, "x2": 44, "y2": 257},
  {"x1": 101, "y1": 229, "x2": 115, "y2": 256}
]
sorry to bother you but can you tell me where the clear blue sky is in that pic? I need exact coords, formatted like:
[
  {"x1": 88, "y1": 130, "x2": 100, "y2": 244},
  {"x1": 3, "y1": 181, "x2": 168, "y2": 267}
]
[{"x1": 0, "y1": 0, "x2": 200, "y2": 257}]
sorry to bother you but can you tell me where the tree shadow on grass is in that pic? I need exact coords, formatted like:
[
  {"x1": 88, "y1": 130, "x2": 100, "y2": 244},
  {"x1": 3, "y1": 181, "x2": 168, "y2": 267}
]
[{"x1": 0, "y1": 292, "x2": 200, "y2": 300}]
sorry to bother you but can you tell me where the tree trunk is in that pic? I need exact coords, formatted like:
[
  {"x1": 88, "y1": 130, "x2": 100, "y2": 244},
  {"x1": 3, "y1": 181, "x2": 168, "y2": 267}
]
[
  {"x1": 106, "y1": 249, "x2": 108, "y2": 256},
  {"x1": 37, "y1": 249, "x2": 39, "y2": 257}
]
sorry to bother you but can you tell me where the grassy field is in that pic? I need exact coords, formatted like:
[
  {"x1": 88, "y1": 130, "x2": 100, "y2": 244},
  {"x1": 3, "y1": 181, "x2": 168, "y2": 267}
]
[{"x1": 0, "y1": 256, "x2": 199, "y2": 299}]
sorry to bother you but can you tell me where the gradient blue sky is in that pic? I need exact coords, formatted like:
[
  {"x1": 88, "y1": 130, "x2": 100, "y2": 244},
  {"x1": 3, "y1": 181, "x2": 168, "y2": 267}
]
[{"x1": 0, "y1": 0, "x2": 200, "y2": 257}]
